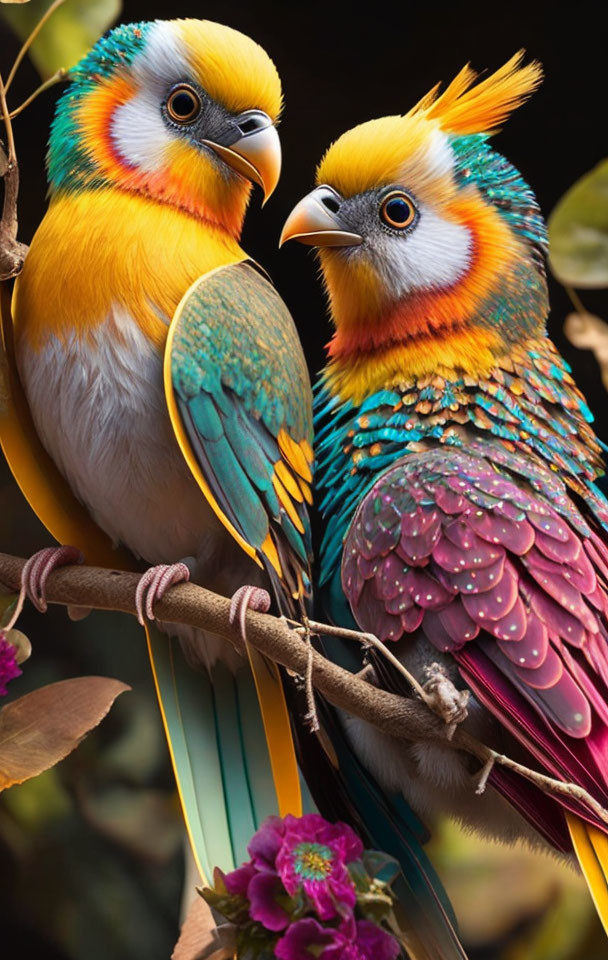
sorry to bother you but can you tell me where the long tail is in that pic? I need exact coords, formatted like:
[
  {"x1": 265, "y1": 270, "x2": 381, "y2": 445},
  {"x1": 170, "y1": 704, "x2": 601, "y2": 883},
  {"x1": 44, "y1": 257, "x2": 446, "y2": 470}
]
[
  {"x1": 567, "y1": 811, "x2": 608, "y2": 936},
  {"x1": 145, "y1": 624, "x2": 301, "y2": 881},
  {"x1": 288, "y1": 672, "x2": 468, "y2": 960}
]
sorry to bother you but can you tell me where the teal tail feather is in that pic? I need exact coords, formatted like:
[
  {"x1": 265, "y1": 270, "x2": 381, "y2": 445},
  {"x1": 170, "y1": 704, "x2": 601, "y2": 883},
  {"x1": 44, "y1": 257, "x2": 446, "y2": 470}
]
[
  {"x1": 290, "y1": 587, "x2": 468, "y2": 959},
  {"x1": 145, "y1": 624, "x2": 280, "y2": 881},
  {"x1": 292, "y1": 690, "x2": 468, "y2": 960}
]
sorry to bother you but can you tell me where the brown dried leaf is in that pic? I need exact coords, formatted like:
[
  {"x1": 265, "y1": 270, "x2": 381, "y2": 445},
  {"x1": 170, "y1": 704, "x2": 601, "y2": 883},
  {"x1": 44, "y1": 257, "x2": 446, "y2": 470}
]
[
  {"x1": 0, "y1": 676, "x2": 129, "y2": 790},
  {"x1": 564, "y1": 312, "x2": 608, "y2": 392},
  {"x1": 172, "y1": 895, "x2": 235, "y2": 960}
]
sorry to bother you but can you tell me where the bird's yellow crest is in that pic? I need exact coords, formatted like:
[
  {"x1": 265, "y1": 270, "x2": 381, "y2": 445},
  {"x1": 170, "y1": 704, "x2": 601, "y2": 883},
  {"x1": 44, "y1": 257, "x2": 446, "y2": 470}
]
[{"x1": 317, "y1": 52, "x2": 542, "y2": 198}]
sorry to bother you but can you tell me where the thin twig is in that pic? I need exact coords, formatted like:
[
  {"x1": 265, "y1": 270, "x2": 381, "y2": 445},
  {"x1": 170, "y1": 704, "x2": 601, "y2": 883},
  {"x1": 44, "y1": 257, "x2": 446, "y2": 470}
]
[
  {"x1": 0, "y1": 70, "x2": 28, "y2": 280},
  {"x1": 299, "y1": 619, "x2": 427, "y2": 699},
  {"x1": 4, "y1": 0, "x2": 68, "y2": 93},
  {"x1": 9, "y1": 68, "x2": 67, "y2": 119},
  {"x1": 565, "y1": 285, "x2": 587, "y2": 315},
  {"x1": 0, "y1": 75, "x2": 16, "y2": 165},
  {"x1": 0, "y1": 551, "x2": 607, "y2": 825}
]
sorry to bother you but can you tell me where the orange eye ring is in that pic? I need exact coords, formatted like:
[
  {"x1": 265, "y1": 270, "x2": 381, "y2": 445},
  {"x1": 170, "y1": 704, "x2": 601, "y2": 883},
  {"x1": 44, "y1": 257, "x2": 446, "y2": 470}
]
[
  {"x1": 167, "y1": 84, "x2": 201, "y2": 124},
  {"x1": 380, "y1": 191, "x2": 416, "y2": 229}
]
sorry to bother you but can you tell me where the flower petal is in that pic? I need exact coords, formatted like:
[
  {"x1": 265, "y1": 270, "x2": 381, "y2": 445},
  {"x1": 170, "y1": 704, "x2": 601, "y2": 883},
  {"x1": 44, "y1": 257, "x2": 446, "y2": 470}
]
[{"x1": 248, "y1": 871, "x2": 290, "y2": 931}]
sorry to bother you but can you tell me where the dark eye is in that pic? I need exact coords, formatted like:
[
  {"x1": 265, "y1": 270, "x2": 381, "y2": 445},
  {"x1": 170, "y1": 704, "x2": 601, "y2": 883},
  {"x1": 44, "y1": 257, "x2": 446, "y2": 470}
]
[
  {"x1": 380, "y1": 191, "x2": 416, "y2": 229},
  {"x1": 167, "y1": 84, "x2": 201, "y2": 124}
]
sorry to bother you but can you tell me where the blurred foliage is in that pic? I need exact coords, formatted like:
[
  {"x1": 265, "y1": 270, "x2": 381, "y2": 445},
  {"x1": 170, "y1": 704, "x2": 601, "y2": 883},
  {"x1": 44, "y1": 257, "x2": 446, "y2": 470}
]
[
  {"x1": 0, "y1": 0, "x2": 122, "y2": 78},
  {"x1": 548, "y1": 160, "x2": 608, "y2": 289},
  {"x1": 564, "y1": 312, "x2": 608, "y2": 392},
  {"x1": 0, "y1": 461, "x2": 184, "y2": 960},
  {"x1": 430, "y1": 820, "x2": 608, "y2": 960}
]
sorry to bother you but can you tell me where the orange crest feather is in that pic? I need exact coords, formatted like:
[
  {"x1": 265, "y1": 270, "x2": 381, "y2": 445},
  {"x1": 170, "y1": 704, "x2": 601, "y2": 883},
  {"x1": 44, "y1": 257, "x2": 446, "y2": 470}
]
[{"x1": 409, "y1": 51, "x2": 542, "y2": 136}]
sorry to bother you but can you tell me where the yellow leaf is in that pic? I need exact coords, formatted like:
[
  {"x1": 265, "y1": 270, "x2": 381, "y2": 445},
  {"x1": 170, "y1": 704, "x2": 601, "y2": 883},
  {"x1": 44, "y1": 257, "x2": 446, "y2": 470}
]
[
  {"x1": 548, "y1": 159, "x2": 608, "y2": 289},
  {"x1": 0, "y1": 675, "x2": 129, "y2": 790},
  {"x1": 564, "y1": 312, "x2": 608, "y2": 393},
  {"x1": 1, "y1": 0, "x2": 122, "y2": 78},
  {"x1": 2, "y1": 627, "x2": 31, "y2": 663}
]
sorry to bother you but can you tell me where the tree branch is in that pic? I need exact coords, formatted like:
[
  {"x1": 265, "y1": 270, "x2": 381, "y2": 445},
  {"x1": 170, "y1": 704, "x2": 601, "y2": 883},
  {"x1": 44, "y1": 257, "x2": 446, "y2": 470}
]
[
  {"x1": 0, "y1": 72, "x2": 28, "y2": 281},
  {"x1": 0, "y1": 550, "x2": 606, "y2": 825}
]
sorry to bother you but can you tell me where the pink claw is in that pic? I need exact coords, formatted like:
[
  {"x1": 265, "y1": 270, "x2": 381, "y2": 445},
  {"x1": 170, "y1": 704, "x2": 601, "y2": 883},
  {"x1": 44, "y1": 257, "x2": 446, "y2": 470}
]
[
  {"x1": 5, "y1": 545, "x2": 84, "y2": 630},
  {"x1": 229, "y1": 585, "x2": 271, "y2": 643},
  {"x1": 135, "y1": 563, "x2": 191, "y2": 625}
]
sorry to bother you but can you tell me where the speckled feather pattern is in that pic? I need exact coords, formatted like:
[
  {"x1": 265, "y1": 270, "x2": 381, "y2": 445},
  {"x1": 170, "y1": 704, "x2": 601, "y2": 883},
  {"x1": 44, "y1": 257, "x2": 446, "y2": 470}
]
[
  {"x1": 341, "y1": 445, "x2": 608, "y2": 828},
  {"x1": 316, "y1": 335, "x2": 608, "y2": 586},
  {"x1": 451, "y1": 135, "x2": 548, "y2": 267},
  {"x1": 173, "y1": 264, "x2": 311, "y2": 440}
]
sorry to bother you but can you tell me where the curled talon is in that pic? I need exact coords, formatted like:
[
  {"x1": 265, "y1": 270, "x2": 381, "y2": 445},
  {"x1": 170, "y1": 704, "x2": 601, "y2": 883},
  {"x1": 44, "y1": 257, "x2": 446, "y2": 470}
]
[
  {"x1": 135, "y1": 562, "x2": 191, "y2": 625},
  {"x1": 5, "y1": 545, "x2": 84, "y2": 631},
  {"x1": 421, "y1": 662, "x2": 470, "y2": 733},
  {"x1": 229, "y1": 585, "x2": 271, "y2": 643}
]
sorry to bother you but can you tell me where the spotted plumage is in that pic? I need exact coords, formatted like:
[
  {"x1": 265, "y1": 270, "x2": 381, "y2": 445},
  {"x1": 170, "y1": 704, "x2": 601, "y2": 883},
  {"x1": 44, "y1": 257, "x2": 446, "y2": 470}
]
[{"x1": 282, "y1": 52, "x2": 608, "y2": 936}]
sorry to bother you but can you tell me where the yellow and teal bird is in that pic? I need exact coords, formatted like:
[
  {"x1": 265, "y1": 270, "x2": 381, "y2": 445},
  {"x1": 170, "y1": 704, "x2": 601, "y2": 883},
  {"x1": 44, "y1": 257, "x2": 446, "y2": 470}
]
[
  {"x1": 0, "y1": 18, "x2": 315, "y2": 884},
  {"x1": 282, "y1": 54, "x2": 608, "y2": 940}
]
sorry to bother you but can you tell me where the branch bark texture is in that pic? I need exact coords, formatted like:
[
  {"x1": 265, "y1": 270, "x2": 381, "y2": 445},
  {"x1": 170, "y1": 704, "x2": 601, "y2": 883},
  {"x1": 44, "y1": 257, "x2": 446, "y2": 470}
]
[{"x1": 1, "y1": 550, "x2": 606, "y2": 824}]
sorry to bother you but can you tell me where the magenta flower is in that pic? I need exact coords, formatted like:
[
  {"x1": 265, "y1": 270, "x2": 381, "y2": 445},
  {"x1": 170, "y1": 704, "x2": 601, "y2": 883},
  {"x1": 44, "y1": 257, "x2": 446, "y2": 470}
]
[
  {"x1": 276, "y1": 814, "x2": 363, "y2": 920},
  {"x1": 223, "y1": 862, "x2": 256, "y2": 897},
  {"x1": 248, "y1": 814, "x2": 285, "y2": 869},
  {"x1": 205, "y1": 814, "x2": 400, "y2": 960},
  {"x1": 275, "y1": 916, "x2": 400, "y2": 960},
  {"x1": 0, "y1": 633, "x2": 21, "y2": 696},
  {"x1": 248, "y1": 870, "x2": 290, "y2": 930}
]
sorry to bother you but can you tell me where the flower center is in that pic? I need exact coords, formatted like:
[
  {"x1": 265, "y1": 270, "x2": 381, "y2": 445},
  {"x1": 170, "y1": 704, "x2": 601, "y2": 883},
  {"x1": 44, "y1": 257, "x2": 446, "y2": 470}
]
[{"x1": 292, "y1": 842, "x2": 334, "y2": 880}]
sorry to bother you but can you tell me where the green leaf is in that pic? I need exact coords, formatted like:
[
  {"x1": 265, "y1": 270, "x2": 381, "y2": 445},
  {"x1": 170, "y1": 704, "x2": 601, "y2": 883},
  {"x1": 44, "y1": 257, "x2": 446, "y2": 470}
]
[
  {"x1": 1, "y1": 0, "x2": 122, "y2": 78},
  {"x1": 548, "y1": 159, "x2": 608, "y2": 288},
  {"x1": 361, "y1": 850, "x2": 401, "y2": 884}
]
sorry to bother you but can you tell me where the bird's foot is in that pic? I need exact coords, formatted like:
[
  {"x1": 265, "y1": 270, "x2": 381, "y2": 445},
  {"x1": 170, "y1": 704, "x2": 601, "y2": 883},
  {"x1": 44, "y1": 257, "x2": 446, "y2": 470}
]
[
  {"x1": 229, "y1": 585, "x2": 271, "y2": 643},
  {"x1": 421, "y1": 662, "x2": 469, "y2": 740},
  {"x1": 5, "y1": 545, "x2": 84, "y2": 630},
  {"x1": 474, "y1": 756, "x2": 496, "y2": 795},
  {"x1": 135, "y1": 563, "x2": 191, "y2": 625}
]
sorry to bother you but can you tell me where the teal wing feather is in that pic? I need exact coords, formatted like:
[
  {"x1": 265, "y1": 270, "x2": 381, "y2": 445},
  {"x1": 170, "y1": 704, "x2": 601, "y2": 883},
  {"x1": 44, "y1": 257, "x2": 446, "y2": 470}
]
[{"x1": 169, "y1": 261, "x2": 313, "y2": 593}]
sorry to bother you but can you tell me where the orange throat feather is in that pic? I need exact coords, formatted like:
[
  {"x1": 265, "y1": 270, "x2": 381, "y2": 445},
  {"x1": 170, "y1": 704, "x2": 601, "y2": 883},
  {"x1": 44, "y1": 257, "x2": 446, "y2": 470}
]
[{"x1": 323, "y1": 200, "x2": 549, "y2": 405}]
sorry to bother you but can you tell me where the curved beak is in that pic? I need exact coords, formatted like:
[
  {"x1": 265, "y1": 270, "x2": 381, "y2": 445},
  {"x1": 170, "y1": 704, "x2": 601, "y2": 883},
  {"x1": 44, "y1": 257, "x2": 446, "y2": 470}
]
[
  {"x1": 279, "y1": 185, "x2": 363, "y2": 248},
  {"x1": 202, "y1": 115, "x2": 281, "y2": 204}
]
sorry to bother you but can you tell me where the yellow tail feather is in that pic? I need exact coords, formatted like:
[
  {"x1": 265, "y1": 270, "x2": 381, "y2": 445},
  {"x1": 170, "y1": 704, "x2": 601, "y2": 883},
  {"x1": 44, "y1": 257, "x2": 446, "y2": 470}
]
[{"x1": 567, "y1": 811, "x2": 608, "y2": 935}]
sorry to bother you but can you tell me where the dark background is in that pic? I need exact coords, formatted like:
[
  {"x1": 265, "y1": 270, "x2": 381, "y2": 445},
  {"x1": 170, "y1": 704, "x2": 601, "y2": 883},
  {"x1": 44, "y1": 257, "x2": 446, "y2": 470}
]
[
  {"x1": 2, "y1": 0, "x2": 608, "y2": 412},
  {"x1": 2, "y1": 2, "x2": 608, "y2": 958}
]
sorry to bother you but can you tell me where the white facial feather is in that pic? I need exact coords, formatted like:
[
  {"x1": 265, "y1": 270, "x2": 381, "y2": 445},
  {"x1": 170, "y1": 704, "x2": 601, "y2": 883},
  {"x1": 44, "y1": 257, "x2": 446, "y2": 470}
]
[
  {"x1": 353, "y1": 128, "x2": 472, "y2": 297},
  {"x1": 111, "y1": 21, "x2": 188, "y2": 172},
  {"x1": 368, "y1": 205, "x2": 472, "y2": 296}
]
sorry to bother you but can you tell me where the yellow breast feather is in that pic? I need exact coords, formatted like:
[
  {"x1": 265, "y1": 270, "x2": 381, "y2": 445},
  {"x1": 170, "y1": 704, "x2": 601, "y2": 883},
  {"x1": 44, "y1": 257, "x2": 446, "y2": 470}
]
[{"x1": 13, "y1": 187, "x2": 246, "y2": 353}]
